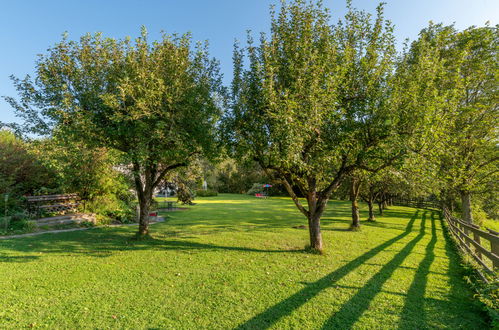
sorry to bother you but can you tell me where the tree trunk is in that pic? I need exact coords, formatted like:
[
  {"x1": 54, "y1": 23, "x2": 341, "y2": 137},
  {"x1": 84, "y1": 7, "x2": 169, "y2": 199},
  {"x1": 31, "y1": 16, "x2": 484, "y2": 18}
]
[
  {"x1": 308, "y1": 213, "x2": 323, "y2": 252},
  {"x1": 131, "y1": 160, "x2": 187, "y2": 237},
  {"x1": 137, "y1": 192, "x2": 152, "y2": 236},
  {"x1": 306, "y1": 190, "x2": 324, "y2": 253},
  {"x1": 461, "y1": 191, "x2": 473, "y2": 223},
  {"x1": 351, "y1": 199, "x2": 360, "y2": 230},
  {"x1": 133, "y1": 162, "x2": 155, "y2": 238},
  {"x1": 349, "y1": 177, "x2": 361, "y2": 230},
  {"x1": 367, "y1": 199, "x2": 375, "y2": 221},
  {"x1": 378, "y1": 201, "x2": 383, "y2": 216},
  {"x1": 278, "y1": 172, "x2": 346, "y2": 254}
]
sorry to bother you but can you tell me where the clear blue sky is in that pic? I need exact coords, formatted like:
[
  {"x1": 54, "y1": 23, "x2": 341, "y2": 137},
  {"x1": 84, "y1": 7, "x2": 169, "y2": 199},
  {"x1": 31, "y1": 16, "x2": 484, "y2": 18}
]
[{"x1": 1, "y1": 0, "x2": 497, "y2": 124}]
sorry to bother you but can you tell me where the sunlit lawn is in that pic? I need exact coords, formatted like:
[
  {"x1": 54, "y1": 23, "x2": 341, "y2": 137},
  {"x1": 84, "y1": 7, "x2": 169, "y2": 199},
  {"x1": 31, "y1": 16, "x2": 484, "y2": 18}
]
[{"x1": 0, "y1": 194, "x2": 486, "y2": 328}]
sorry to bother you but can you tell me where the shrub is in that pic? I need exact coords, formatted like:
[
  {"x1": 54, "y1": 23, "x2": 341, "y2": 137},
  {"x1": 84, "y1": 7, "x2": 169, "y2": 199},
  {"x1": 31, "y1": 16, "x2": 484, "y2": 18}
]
[
  {"x1": 177, "y1": 182, "x2": 195, "y2": 204},
  {"x1": 23, "y1": 220, "x2": 37, "y2": 232},
  {"x1": 86, "y1": 194, "x2": 135, "y2": 224},
  {"x1": 472, "y1": 205, "x2": 490, "y2": 227},
  {"x1": 9, "y1": 212, "x2": 30, "y2": 230},
  {"x1": 0, "y1": 216, "x2": 11, "y2": 232},
  {"x1": 0, "y1": 131, "x2": 58, "y2": 202},
  {"x1": 196, "y1": 189, "x2": 218, "y2": 197},
  {"x1": 215, "y1": 158, "x2": 267, "y2": 193},
  {"x1": 0, "y1": 212, "x2": 36, "y2": 233}
]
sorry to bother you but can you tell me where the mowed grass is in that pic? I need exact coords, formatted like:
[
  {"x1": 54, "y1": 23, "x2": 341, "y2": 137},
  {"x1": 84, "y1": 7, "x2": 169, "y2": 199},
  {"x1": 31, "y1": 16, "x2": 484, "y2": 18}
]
[{"x1": 0, "y1": 194, "x2": 487, "y2": 329}]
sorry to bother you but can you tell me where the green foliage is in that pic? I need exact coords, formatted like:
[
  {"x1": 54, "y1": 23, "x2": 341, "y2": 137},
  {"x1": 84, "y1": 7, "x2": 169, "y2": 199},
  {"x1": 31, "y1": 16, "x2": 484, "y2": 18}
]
[
  {"x1": 30, "y1": 137, "x2": 136, "y2": 222},
  {"x1": 195, "y1": 189, "x2": 218, "y2": 197},
  {"x1": 439, "y1": 25, "x2": 498, "y2": 193},
  {"x1": 166, "y1": 160, "x2": 206, "y2": 205},
  {"x1": 86, "y1": 193, "x2": 135, "y2": 224},
  {"x1": 225, "y1": 0, "x2": 419, "y2": 250},
  {"x1": 214, "y1": 158, "x2": 267, "y2": 194},
  {"x1": 0, "y1": 212, "x2": 36, "y2": 234},
  {"x1": 443, "y1": 216, "x2": 499, "y2": 327},
  {"x1": 176, "y1": 182, "x2": 194, "y2": 205},
  {"x1": 471, "y1": 205, "x2": 489, "y2": 227},
  {"x1": 7, "y1": 27, "x2": 224, "y2": 234},
  {"x1": 0, "y1": 130, "x2": 58, "y2": 215},
  {"x1": 34, "y1": 138, "x2": 126, "y2": 201},
  {"x1": 473, "y1": 280, "x2": 499, "y2": 328},
  {"x1": 0, "y1": 217, "x2": 10, "y2": 232},
  {"x1": 400, "y1": 23, "x2": 498, "y2": 223}
]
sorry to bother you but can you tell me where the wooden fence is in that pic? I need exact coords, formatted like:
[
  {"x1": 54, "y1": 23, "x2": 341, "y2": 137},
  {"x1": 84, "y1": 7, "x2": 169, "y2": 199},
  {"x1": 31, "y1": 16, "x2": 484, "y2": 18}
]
[
  {"x1": 393, "y1": 198, "x2": 440, "y2": 210},
  {"x1": 443, "y1": 208, "x2": 499, "y2": 281}
]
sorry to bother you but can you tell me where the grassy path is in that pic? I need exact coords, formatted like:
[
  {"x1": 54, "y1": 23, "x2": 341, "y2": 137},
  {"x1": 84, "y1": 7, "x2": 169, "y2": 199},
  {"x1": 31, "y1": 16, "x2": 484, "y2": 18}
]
[{"x1": 0, "y1": 194, "x2": 486, "y2": 328}]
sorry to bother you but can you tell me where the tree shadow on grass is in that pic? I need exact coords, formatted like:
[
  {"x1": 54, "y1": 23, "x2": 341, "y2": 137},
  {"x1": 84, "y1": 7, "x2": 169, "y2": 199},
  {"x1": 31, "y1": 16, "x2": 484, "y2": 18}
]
[
  {"x1": 320, "y1": 211, "x2": 429, "y2": 329},
  {"x1": 0, "y1": 226, "x2": 306, "y2": 259},
  {"x1": 433, "y1": 213, "x2": 488, "y2": 328},
  {"x1": 234, "y1": 210, "x2": 421, "y2": 330},
  {"x1": 397, "y1": 211, "x2": 437, "y2": 328},
  {"x1": 0, "y1": 254, "x2": 40, "y2": 263},
  {"x1": 360, "y1": 220, "x2": 408, "y2": 231}
]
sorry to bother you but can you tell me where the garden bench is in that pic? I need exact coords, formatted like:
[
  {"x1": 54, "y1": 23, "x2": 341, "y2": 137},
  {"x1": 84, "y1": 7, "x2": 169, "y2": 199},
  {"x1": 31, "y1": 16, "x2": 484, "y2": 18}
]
[{"x1": 26, "y1": 194, "x2": 81, "y2": 217}]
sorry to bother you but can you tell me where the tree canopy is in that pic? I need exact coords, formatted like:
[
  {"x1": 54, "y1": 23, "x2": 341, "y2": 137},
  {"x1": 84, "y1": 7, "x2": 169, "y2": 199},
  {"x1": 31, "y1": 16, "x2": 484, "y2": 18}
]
[
  {"x1": 226, "y1": 0, "x2": 427, "y2": 251},
  {"x1": 6, "y1": 28, "x2": 224, "y2": 236}
]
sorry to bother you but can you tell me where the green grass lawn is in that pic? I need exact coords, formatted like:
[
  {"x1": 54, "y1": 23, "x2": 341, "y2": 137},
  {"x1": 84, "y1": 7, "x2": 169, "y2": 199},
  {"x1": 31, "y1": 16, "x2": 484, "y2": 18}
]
[{"x1": 0, "y1": 194, "x2": 487, "y2": 329}]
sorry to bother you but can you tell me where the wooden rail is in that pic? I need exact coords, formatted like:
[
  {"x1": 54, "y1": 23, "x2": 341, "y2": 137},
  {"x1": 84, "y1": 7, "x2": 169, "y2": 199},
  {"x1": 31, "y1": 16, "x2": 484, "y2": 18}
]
[
  {"x1": 25, "y1": 193, "x2": 81, "y2": 218},
  {"x1": 443, "y1": 208, "x2": 499, "y2": 281},
  {"x1": 393, "y1": 198, "x2": 439, "y2": 210},
  {"x1": 25, "y1": 193, "x2": 79, "y2": 203}
]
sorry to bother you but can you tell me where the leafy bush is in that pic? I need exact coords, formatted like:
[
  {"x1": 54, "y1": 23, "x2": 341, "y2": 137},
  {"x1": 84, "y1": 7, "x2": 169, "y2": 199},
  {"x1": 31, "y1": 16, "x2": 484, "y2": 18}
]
[
  {"x1": 443, "y1": 218, "x2": 498, "y2": 328},
  {"x1": 22, "y1": 220, "x2": 36, "y2": 232},
  {"x1": 472, "y1": 205, "x2": 490, "y2": 227},
  {"x1": 0, "y1": 212, "x2": 36, "y2": 234},
  {"x1": 195, "y1": 189, "x2": 218, "y2": 197},
  {"x1": 0, "y1": 217, "x2": 10, "y2": 232},
  {"x1": 86, "y1": 193, "x2": 135, "y2": 224},
  {"x1": 215, "y1": 158, "x2": 267, "y2": 193},
  {"x1": 177, "y1": 182, "x2": 195, "y2": 205},
  {"x1": 0, "y1": 195, "x2": 24, "y2": 219},
  {"x1": 461, "y1": 264, "x2": 499, "y2": 328},
  {"x1": 0, "y1": 131, "x2": 58, "y2": 202}
]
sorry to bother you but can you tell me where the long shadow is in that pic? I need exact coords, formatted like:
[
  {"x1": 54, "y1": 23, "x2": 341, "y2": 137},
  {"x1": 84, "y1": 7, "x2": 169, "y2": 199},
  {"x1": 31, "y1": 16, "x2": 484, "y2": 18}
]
[
  {"x1": 235, "y1": 210, "x2": 421, "y2": 330},
  {"x1": 397, "y1": 212, "x2": 436, "y2": 328},
  {"x1": 320, "y1": 211, "x2": 429, "y2": 329},
  {"x1": 0, "y1": 255, "x2": 40, "y2": 263},
  {"x1": 437, "y1": 213, "x2": 488, "y2": 328},
  {"x1": 0, "y1": 227, "x2": 306, "y2": 260}
]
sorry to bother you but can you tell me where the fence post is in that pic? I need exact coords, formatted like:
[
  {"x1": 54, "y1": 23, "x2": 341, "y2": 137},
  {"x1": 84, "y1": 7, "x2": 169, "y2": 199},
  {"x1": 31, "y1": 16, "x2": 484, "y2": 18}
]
[
  {"x1": 463, "y1": 226, "x2": 470, "y2": 249},
  {"x1": 457, "y1": 222, "x2": 467, "y2": 250},
  {"x1": 470, "y1": 224, "x2": 482, "y2": 261},
  {"x1": 488, "y1": 229, "x2": 499, "y2": 270}
]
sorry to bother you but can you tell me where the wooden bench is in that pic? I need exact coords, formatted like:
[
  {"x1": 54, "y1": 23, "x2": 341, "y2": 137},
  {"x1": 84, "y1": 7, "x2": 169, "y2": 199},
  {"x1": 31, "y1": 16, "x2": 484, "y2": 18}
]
[{"x1": 26, "y1": 194, "x2": 81, "y2": 217}]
